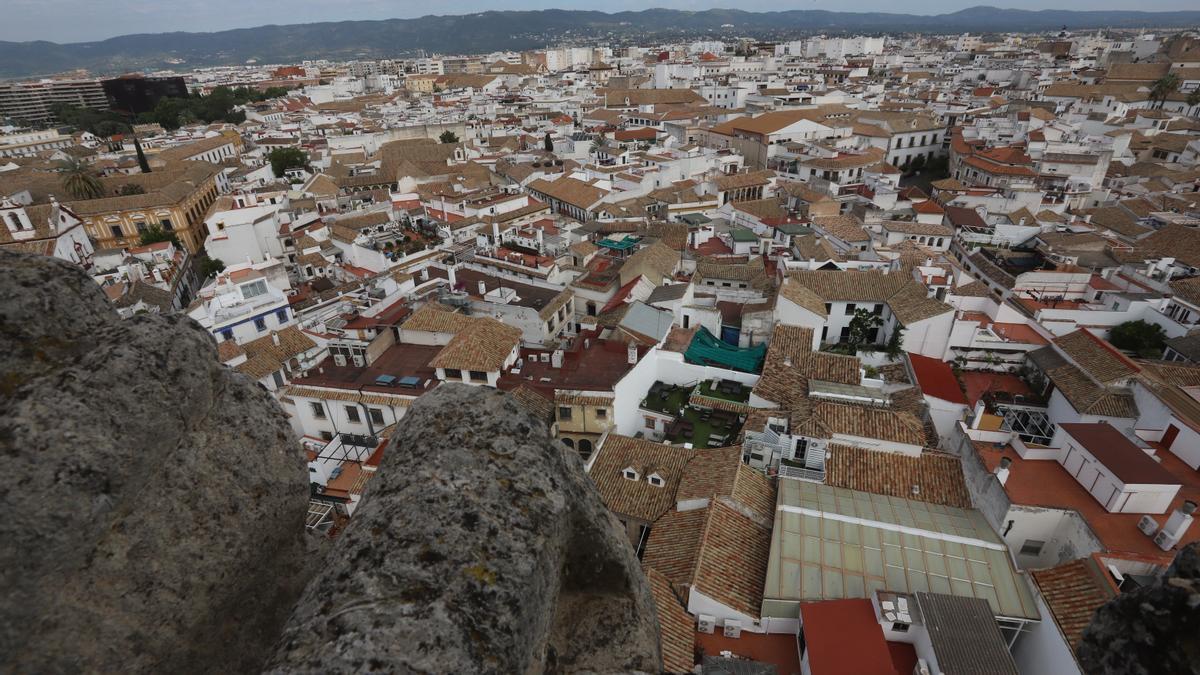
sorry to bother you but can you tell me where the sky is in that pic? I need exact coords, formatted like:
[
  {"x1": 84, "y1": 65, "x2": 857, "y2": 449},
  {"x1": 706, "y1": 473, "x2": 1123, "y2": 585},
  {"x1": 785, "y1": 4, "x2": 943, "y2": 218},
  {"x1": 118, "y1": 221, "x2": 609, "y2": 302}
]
[{"x1": 3, "y1": 0, "x2": 1196, "y2": 44}]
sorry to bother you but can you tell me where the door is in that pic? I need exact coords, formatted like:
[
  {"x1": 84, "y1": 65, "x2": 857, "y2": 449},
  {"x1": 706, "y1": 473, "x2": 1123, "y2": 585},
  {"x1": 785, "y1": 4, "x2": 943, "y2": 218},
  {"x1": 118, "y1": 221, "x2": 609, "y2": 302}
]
[{"x1": 1162, "y1": 424, "x2": 1180, "y2": 450}]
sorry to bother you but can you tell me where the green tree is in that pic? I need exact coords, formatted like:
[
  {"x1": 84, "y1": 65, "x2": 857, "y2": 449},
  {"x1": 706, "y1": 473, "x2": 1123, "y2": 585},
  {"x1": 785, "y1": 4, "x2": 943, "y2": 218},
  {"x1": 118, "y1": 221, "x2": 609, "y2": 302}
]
[
  {"x1": 267, "y1": 147, "x2": 308, "y2": 178},
  {"x1": 589, "y1": 132, "x2": 605, "y2": 155},
  {"x1": 58, "y1": 158, "x2": 105, "y2": 200},
  {"x1": 118, "y1": 183, "x2": 146, "y2": 196},
  {"x1": 885, "y1": 327, "x2": 905, "y2": 359},
  {"x1": 439, "y1": 130, "x2": 460, "y2": 144},
  {"x1": 544, "y1": 132, "x2": 554, "y2": 152},
  {"x1": 845, "y1": 308, "x2": 884, "y2": 352},
  {"x1": 138, "y1": 225, "x2": 181, "y2": 248},
  {"x1": 1150, "y1": 74, "x2": 1180, "y2": 110},
  {"x1": 1109, "y1": 320, "x2": 1166, "y2": 358},
  {"x1": 198, "y1": 255, "x2": 225, "y2": 279},
  {"x1": 1187, "y1": 89, "x2": 1200, "y2": 117}
]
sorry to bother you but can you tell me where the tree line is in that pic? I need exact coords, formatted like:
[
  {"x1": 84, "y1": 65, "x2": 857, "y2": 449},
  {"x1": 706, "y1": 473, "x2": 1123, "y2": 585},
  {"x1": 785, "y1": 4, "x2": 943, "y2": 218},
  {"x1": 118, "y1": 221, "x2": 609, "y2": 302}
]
[{"x1": 48, "y1": 85, "x2": 294, "y2": 135}]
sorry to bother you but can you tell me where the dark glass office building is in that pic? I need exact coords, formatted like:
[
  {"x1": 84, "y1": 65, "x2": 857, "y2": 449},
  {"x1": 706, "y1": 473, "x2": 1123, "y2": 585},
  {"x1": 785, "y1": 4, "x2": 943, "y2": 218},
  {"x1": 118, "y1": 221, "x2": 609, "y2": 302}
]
[{"x1": 101, "y1": 76, "x2": 189, "y2": 115}]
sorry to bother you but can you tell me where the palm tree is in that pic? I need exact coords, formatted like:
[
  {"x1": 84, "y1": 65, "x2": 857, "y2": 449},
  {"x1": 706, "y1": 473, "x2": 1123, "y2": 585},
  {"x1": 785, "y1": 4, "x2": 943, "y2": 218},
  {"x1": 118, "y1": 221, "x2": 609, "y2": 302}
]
[
  {"x1": 58, "y1": 158, "x2": 104, "y2": 200},
  {"x1": 1187, "y1": 88, "x2": 1200, "y2": 117},
  {"x1": 1149, "y1": 73, "x2": 1180, "y2": 110}
]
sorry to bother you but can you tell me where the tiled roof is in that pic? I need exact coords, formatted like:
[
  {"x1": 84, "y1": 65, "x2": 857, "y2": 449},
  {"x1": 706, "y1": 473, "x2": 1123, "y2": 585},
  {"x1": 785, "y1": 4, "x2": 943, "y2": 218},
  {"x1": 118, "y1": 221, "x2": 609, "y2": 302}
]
[
  {"x1": 643, "y1": 500, "x2": 772, "y2": 619},
  {"x1": 641, "y1": 507, "x2": 706, "y2": 588},
  {"x1": 694, "y1": 255, "x2": 771, "y2": 290},
  {"x1": 1141, "y1": 224, "x2": 1200, "y2": 268},
  {"x1": 401, "y1": 303, "x2": 475, "y2": 334},
  {"x1": 1031, "y1": 559, "x2": 1116, "y2": 650},
  {"x1": 713, "y1": 169, "x2": 775, "y2": 191},
  {"x1": 1053, "y1": 329, "x2": 1139, "y2": 385},
  {"x1": 815, "y1": 402, "x2": 927, "y2": 447},
  {"x1": 644, "y1": 568, "x2": 696, "y2": 674},
  {"x1": 1031, "y1": 346, "x2": 1139, "y2": 418},
  {"x1": 234, "y1": 326, "x2": 318, "y2": 380},
  {"x1": 589, "y1": 435, "x2": 695, "y2": 523},
  {"x1": 526, "y1": 175, "x2": 609, "y2": 210},
  {"x1": 752, "y1": 325, "x2": 862, "y2": 410},
  {"x1": 507, "y1": 384, "x2": 553, "y2": 421},
  {"x1": 1169, "y1": 276, "x2": 1200, "y2": 308},
  {"x1": 812, "y1": 214, "x2": 869, "y2": 242},
  {"x1": 428, "y1": 317, "x2": 521, "y2": 372},
  {"x1": 779, "y1": 278, "x2": 829, "y2": 317},
  {"x1": 786, "y1": 269, "x2": 952, "y2": 325},
  {"x1": 675, "y1": 446, "x2": 776, "y2": 524},
  {"x1": 824, "y1": 445, "x2": 972, "y2": 507}
]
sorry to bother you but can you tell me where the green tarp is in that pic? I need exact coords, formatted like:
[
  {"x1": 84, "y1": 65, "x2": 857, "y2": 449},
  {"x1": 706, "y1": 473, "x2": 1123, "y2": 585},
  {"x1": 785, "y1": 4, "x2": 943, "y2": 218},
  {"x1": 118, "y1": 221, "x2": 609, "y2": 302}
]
[{"x1": 683, "y1": 327, "x2": 766, "y2": 373}]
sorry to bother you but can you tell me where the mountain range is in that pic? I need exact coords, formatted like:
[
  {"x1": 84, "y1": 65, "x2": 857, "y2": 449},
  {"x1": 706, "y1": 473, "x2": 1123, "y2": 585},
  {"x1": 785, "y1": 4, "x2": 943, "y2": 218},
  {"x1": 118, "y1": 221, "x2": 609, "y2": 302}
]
[{"x1": 2, "y1": 6, "x2": 1199, "y2": 79}]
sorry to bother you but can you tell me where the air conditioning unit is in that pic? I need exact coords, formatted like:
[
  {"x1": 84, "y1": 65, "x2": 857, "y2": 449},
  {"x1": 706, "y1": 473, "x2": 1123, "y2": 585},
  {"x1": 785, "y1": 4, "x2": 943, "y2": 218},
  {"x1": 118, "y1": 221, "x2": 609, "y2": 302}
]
[
  {"x1": 351, "y1": 355, "x2": 365, "y2": 367},
  {"x1": 723, "y1": 620, "x2": 742, "y2": 638},
  {"x1": 333, "y1": 354, "x2": 347, "y2": 367},
  {"x1": 1154, "y1": 530, "x2": 1178, "y2": 552},
  {"x1": 697, "y1": 614, "x2": 716, "y2": 634},
  {"x1": 1138, "y1": 515, "x2": 1160, "y2": 537}
]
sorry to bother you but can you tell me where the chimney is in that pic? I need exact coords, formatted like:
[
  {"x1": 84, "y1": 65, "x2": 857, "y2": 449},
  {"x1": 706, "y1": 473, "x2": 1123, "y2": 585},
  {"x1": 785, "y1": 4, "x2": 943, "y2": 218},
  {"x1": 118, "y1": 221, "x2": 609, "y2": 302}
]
[
  {"x1": 421, "y1": 268, "x2": 429, "y2": 281},
  {"x1": 627, "y1": 343, "x2": 638, "y2": 364},
  {"x1": 271, "y1": 332, "x2": 280, "y2": 346},
  {"x1": 478, "y1": 280, "x2": 487, "y2": 295},
  {"x1": 551, "y1": 349, "x2": 564, "y2": 368},
  {"x1": 994, "y1": 456, "x2": 1012, "y2": 486}
]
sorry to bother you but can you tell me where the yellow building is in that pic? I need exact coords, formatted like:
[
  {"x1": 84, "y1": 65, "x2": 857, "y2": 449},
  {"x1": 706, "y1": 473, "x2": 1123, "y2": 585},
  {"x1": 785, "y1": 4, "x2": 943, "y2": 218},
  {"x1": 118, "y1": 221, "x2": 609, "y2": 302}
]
[
  {"x1": 405, "y1": 75, "x2": 438, "y2": 93},
  {"x1": 69, "y1": 161, "x2": 225, "y2": 253},
  {"x1": 554, "y1": 392, "x2": 614, "y2": 459}
]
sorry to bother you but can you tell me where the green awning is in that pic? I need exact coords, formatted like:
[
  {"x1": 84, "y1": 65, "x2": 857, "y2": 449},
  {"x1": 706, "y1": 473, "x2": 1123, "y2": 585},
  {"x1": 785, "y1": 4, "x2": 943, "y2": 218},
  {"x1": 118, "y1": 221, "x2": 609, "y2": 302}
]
[{"x1": 684, "y1": 327, "x2": 766, "y2": 373}]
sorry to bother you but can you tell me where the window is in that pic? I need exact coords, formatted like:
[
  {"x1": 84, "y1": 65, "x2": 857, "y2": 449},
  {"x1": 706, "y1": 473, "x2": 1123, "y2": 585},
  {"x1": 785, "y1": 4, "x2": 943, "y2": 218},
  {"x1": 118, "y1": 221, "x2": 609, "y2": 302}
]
[
  {"x1": 345, "y1": 406, "x2": 361, "y2": 423},
  {"x1": 595, "y1": 408, "x2": 607, "y2": 419},
  {"x1": 254, "y1": 317, "x2": 267, "y2": 332},
  {"x1": 220, "y1": 328, "x2": 233, "y2": 342},
  {"x1": 845, "y1": 303, "x2": 857, "y2": 315},
  {"x1": 645, "y1": 416, "x2": 656, "y2": 430},
  {"x1": 622, "y1": 468, "x2": 639, "y2": 480},
  {"x1": 310, "y1": 402, "x2": 326, "y2": 420},
  {"x1": 319, "y1": 431, "x2": 333, "y2": 441},
  {"x1": 444, "y1": 368, "x2": 462, "y2": 379},
  {"x1": 369, "y1": 408, "x2": 385, "y2": 426},
  {"x1": 110, "y1": 226, "x2": 124, "y2": 239},
  {"x1": 647, "y1": 474, "x2": 664, "y2": 487},
  {"x1": 558, "y1": 406, "x2": 573, "y2": 421},
  {"x1": 891, "y1": 622, "x2": 910, "y2": 633},
  {"x1": 160, "y1": 218, "x2": 173, "y2": 230},
  {"x1": 240, "y1": 280, "x2": 268, "y2": 299},
  {"x1": 276, "y1": 308, "x2": 289, "y2": 324},
  {"x1": 1020, "y1": 539, "x2": 1046, "y2": 557},
  {"x1": 469, "y1": 370, "x2": 487, "y2": 382},
  {"x1": 271, "y1": 371, "x2": 284, "y2": 388},
  {"x1": 873, "y1": 304, "x2": 883, "y2": 315}
]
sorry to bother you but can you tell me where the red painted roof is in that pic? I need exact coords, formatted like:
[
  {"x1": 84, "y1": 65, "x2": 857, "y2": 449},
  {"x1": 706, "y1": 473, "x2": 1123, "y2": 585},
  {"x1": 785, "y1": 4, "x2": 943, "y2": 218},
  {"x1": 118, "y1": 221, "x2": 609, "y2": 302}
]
[
  {"x1": 1059, "y1": 423, "x2": 1179, "y2": 485},
  {"x1": 908, "y1": 352, "x2": 968, "y2": 405},
  {"x1": 799, "y1": 599, "x2": 900, "y2": 675}
]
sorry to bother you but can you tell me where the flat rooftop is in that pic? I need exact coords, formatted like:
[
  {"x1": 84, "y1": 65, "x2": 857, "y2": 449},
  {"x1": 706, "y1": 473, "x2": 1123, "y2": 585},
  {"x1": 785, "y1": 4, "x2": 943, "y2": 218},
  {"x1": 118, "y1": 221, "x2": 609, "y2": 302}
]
[
  {"x1": 975, "y1": 440, "x2": 1200, "y2": 561},
  {"x1": 429, "y1": 266, "x2": 563, "y2": 311},
  {"x1": 290, "y1": 342, "x2": 442, "y2": 394},
  {"x1": 498, "y1": 335, "x2": 645, "y2": 395}
]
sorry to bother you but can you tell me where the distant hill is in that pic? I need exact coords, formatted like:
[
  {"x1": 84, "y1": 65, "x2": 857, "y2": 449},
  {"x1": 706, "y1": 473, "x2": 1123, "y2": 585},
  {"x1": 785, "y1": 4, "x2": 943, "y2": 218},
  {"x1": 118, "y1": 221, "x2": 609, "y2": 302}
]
[{"x1": 2, "y1": 6, "x2": 1199, "y2": 78}]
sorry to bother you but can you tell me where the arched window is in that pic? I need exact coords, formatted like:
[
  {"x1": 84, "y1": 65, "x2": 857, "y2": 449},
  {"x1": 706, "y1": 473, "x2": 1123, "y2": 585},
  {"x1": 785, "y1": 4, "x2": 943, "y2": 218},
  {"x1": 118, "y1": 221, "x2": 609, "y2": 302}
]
[
  {"x1": 578, "y1": 438, "x2": 593, "y2": 458},
  {"x1": 561, "y1": 438, "x2": 575, "y2": 450}
]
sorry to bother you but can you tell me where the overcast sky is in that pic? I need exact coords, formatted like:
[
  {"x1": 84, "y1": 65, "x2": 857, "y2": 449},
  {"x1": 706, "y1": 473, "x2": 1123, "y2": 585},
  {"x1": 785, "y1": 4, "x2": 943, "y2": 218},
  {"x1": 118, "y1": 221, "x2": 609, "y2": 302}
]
[{"x1": 4, "y1": 1, "x2": 1196, "y2": 43}]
